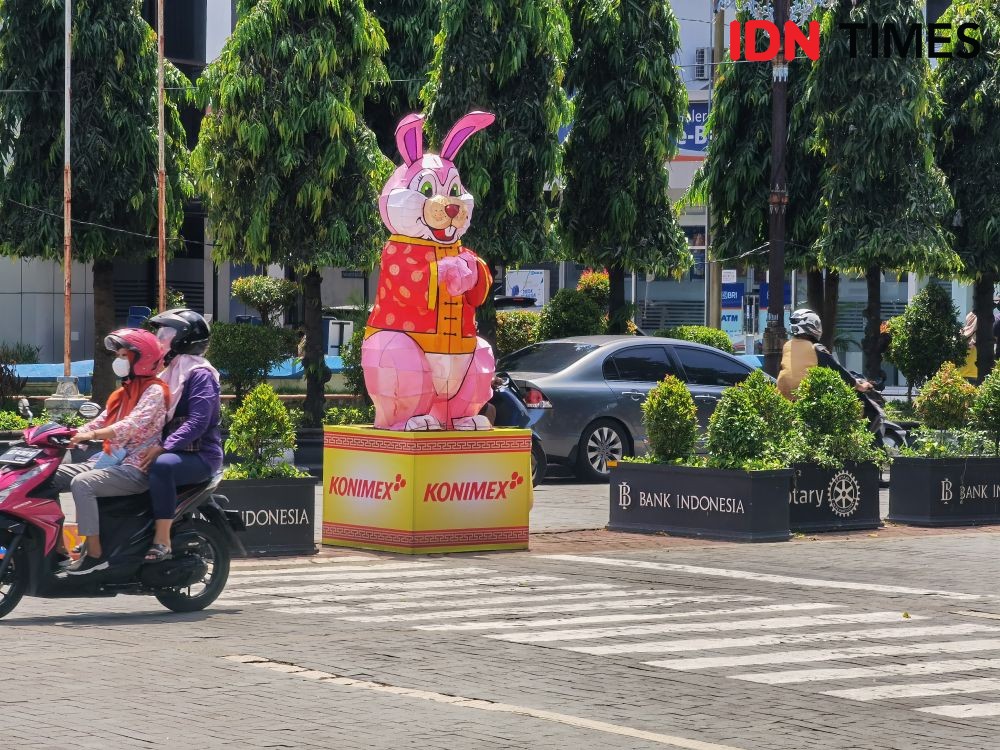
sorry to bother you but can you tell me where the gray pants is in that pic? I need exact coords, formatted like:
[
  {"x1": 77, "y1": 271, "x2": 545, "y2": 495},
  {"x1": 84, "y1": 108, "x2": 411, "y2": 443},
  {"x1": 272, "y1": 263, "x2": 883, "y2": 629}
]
[{"x1": 52, "y1": 462, "x2": 149, "y2": 537}]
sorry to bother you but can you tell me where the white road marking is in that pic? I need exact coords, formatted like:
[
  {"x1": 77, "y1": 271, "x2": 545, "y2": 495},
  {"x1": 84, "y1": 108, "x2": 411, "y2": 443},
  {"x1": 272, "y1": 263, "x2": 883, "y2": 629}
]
[
  {"x1": 231, "y1": 556, "x2": 382, "y2": 568},
  {"x1": 570, "y1": 625, "x2": 997, "y2": 656},
  {"x1": 916, "y1": 703, "x2": 1000, "y2": 718},
  {"x1": 542, "y1": 555, "x2": 981, "y2": 600},
  {"x1": 228, "y1": 655, "x2": 746, "y2": 750},
  {"x1": 229, "y1": 565, "x2": 487, "y2": 586},
  {"x1": 490, "y1": 611, "x2": 919, "y2": 644},
  {"x1": 734, "y1": 657, "x2": 1000, "y2": 685},
  {"x1": 824, "y1": 678, "x2": 1000, "y2": 702},
  {"x1": 228, "y1": 573, "x2": 554, "y2": 597},
  {"x1": 356, "y1": 588, "x2": 682, "y2": 611},
  {"x1": 229, "y1": 562, "x2": 443, "y2": 577},
  {"x1": 417, "y1": 602, "x2": 833, "y2": 632},
  {"x1": 337, "y1": 595, "x2": 767, "y2": 624}
]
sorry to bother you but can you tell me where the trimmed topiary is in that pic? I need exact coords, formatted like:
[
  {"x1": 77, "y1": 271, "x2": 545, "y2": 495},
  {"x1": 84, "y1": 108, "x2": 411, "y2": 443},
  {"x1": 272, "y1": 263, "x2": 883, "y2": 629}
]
[
  {"x1": 972, "y1": 367, "x2": 1000, "y2": 455},
  {"x1": 915, "y1": 361, "x2": 976, "y2": 430},
  {"x1": 706, "y1": 370, "x2": 794, "y2": 470},
  {"x1": 576, "y1": 269, "x2": 610, "y2": 311},
  {"x1": 642, "y1": 375, "x2": 697, "y2": 462},
  {"x1": 655, "y1": 325, "x2": 734, "y2": 353},
  {"x1": 496, "y1": 310, "x2": 540, "y2": 358},
  {"x1": 537, "y1": 289, "x2": 605, "y2": 340}
]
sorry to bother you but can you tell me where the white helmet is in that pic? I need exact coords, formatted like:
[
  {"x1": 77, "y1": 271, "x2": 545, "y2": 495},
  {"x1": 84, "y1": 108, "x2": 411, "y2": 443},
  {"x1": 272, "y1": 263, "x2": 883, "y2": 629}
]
[{"x1": 789, "y1": 308, "x2": 822, "y2": 342}]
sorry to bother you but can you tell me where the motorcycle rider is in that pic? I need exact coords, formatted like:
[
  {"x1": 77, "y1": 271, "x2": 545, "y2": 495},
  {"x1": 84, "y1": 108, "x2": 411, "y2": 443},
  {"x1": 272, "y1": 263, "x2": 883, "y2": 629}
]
[
  {"x1": 54, "y1": 329, "x2": 169, "y2": 575},
  {"x1": 777, "y1": 308, "x2": 873, "y2": 400},
  {"x1": 138, "y1": 309, "x2": 222, "y2": 563}
]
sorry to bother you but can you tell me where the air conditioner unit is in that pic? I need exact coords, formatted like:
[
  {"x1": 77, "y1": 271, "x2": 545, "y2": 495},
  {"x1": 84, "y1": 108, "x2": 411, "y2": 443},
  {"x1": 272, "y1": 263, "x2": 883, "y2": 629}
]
[{"x1": 694, "y1": 47, "x2": 713, "y2": 81}]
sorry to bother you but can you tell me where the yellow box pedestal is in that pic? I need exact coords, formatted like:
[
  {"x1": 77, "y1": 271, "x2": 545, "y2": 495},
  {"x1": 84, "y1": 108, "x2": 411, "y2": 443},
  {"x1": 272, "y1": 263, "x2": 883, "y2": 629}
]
[{"x1": 322, "y1": 426, "x2": 532, "y2": 554}]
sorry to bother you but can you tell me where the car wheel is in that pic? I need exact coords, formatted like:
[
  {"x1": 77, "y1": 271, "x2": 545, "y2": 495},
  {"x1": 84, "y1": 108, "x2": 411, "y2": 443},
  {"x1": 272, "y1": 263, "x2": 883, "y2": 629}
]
[{"x1": 577, "y1": 419, "x2": 629, "y2": 482}]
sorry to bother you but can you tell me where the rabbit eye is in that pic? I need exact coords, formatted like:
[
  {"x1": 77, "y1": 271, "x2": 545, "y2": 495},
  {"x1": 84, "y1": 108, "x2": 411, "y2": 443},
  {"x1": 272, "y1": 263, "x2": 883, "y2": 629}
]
[
  {"x1": 449, "y1": 183, "x2": 461, "y2": 197},
  {"x1": 419, "y1": 181, "x2": 434, "y2": 198}
]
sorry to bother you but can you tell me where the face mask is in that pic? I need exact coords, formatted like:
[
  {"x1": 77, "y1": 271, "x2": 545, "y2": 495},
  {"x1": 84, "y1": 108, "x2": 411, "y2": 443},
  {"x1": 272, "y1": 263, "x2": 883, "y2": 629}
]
[{"x1": 112, "y1": 357, "x2": 132, "y2": 378}]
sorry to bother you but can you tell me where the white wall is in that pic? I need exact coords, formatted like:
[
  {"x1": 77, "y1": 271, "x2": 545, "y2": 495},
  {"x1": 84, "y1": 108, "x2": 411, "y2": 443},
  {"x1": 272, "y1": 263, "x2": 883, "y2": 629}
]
[{"x1": 205, "y1": 0, "x2": 233, "y2": 64}]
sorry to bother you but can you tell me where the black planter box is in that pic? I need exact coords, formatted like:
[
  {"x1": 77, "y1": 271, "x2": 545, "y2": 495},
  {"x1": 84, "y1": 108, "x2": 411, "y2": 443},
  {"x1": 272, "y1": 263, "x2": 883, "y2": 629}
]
[
  {"x1": 293, "y1": 428, "x2": 324, "y2": 477},
  {"x1": 790, "y1": 462, "x2": 881, "y2": 533},
  {"x1": 219, "y1": 477, "x2": 319, "y2": 557},
  {"x1": 609, "y1": 462, "x2": 792, "y2": 542},
  {"x1": 888, "y1": 456, "x2": 1000, "y2": 527}
]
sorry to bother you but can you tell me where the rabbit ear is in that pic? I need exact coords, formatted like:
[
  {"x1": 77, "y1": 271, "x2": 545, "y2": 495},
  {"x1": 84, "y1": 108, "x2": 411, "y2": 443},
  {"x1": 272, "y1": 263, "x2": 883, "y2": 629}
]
[
  {"x1": 395, "y1": 113, "x2": 425, "y2": 166},
  {"x1": 441, "y1": 111, "x2": 496, "y2": 161}
]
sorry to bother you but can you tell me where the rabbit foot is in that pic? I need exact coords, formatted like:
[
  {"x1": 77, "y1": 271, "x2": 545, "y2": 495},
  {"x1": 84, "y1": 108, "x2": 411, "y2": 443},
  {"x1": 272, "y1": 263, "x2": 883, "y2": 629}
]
[
  {"x1": 452, "y1": 415, "x2": 492, "y2": 431},
  {"x1": 404, "y1": 415, "x2": 443, "y2": 431}
]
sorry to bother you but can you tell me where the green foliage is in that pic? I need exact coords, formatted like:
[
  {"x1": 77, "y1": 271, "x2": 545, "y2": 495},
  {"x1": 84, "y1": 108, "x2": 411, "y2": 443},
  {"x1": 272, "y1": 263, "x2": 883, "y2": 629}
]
[
  {"x1": 576, "y1": 270, "x2": 610, "y2": 311},
  {"x1": 560, "y1": 0, "x2": 690, "y2": 284},
  {"x1": 806, "y1": 0, "x2": 958, "y2": 275},
  {"x1": 886, "y1": 284, "x2": 967, "y2": 394},
  {"x1": 972, "y1": 367, "x2": 1000, "y2": 455},
  {"x1": 232, "y1": 276, "x2": 300, "y2": 326},
  {"x1": 340, "y1": 325, "x2": 369, "y2": 402},
  {"x1": 790, "y1": 366, "x2": 884, "y2": 469},
  {"x1": 0, "y1": 342, "x2": 39, "y2": 365},
  {"x1": 902, "y1": 427, "x2": 990, "y2": 459},
  {"x1": 224, "y1": 383, "x2": 308, "y2": 480},
  {"x1": 915, "y1": 361, "x2": 976, "y2": 430},
  {"x1": 656, "y1": 325, "x2": 734, "y2": 354},
  {"x1": 536, "y1": 289, "x2": 604, "y2": 341},
  {"x1": 495, "y1": 311, "x2": 540, "y2": 358},
  {"x1": 422, "y1": 0, "x2": 571, "y2": 267},
  {"x1": 642, "y1": 375, "x2": 697, "y2": 462},
  {"x1": 706, "y1": 370, "x2": 794, "y2": 470},
  {"x1": 208, "y1": 322, "x2": 297, "y2": 403},
  {"x1": 324, "y1": 404, "x2": 376, "y2": 425},
  {"x1": 0, "y1": 362, "x2": 25, "y2": 410},
  {"x1": 0, "y1": 0, "x2": 192, "y2": 265},
  {"x1": 0, "y1": 411, "x2": 28, "y2": 432}
]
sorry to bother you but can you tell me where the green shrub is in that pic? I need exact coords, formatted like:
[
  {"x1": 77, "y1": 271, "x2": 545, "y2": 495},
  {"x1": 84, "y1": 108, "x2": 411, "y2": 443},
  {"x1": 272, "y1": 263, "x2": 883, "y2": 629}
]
[
  {"x1": 208, "y1": 322, "x2": 297, "y2": 403},
  {"x1": 972, "y1": 367, "x2": 1000, "y2": 455},
  {"x1": 706, "y1": 370, "x2": 794, "y2": 470},
  {"x1": 537, "y1": 289, "x2": 605, "y2": 341},
  {"x1": 324, "y1": 404, "x2": 376, "y2": 425},
  {"x1": 642, "y1": 375, "x2": 697, "y2": 462},
  {"x1": 0, "y1": 342, "x2": 40, "y2": 364},
  {"x1": 655, "y1": 325, "x2": 734, "y2": 354},
  {"x1": 886, "y1": 284, "x2": 967, "y2": 400},
  {"x1": 0, "y1": 411, "x2": 28, "y2": 431},
  {"x1": 496, "y1": 311, "x2": 540, "y2": 358},
  {"x1": 790, "y1": 367, "x2": 884, "y2": 468},
  {"x1": 915, "y1": 361, "x2": 976, "y2": 430},
  {"x1": 576, "y1": 269, "x2": 609, "y2": 311},
  {"x1": 231, "y1": 275, "x2": 300, "y2": 325},
  {"x1": 223, "y1": 383, "x2": 309, "y2": 480},
  {"x1": 340, "y1": 325, "x2": 369, "y2": 402},
  {"x1": 902, "y1": 428, "x2": 989, "y2": 459}
]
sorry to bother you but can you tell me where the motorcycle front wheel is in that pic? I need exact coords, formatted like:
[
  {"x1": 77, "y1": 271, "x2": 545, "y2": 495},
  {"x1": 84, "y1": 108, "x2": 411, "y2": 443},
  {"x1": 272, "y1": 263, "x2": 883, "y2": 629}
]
[
  {"x1": 0, "y1": 545, "x2": 28, "y2": 620},
  {"x1": 155, "y1": 520, "x2": 231, "y2": 613}
]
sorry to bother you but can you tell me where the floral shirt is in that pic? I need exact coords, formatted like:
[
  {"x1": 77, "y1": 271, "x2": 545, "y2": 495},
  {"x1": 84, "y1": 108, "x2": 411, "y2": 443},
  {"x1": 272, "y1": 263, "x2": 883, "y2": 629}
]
[{"x1": 83, "y1": 385, "x2": 167, "y2": 472}]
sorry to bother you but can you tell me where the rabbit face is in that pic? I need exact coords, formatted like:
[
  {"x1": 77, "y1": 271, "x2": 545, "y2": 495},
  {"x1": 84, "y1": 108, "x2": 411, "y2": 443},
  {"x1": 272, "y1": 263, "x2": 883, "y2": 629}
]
[{"x1": 379, "y1": 112, "x2": 495, "y2": 244}]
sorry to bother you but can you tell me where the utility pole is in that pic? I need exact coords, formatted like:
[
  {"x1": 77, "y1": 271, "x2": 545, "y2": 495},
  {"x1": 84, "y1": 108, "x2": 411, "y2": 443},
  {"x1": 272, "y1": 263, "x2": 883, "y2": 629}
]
[
  {"x1": 62, "y1": 0, "x2": 72, "y2": 377},
  {"x1": 156, "y1": 0, "x2": 167, "y2": 312},
  {"x1": 763, "y1": 0, "x2": 790, "y2": 377},
  {"x1": 706, "y1": 4, "x2": 725, "y2": 331}
]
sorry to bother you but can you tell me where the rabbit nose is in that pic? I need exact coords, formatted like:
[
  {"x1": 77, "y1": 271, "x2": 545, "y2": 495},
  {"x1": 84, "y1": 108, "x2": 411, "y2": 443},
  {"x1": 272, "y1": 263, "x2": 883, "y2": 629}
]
[{"x1": 444, "y1": 204, "x2": 460, "y2": 218}]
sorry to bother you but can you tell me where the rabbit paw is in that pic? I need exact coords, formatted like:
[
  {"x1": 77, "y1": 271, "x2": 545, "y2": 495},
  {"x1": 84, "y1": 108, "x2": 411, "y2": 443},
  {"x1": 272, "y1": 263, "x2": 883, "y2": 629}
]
[
  {"x1": 404, "y1": 415, "x2": 443, "y2": 431},
  {"x1": 438, "y1": 255, "x2": 476, "y2": 296},
  {"x1": 452, "y1": 415, "x2": 492, "y2": 431}
]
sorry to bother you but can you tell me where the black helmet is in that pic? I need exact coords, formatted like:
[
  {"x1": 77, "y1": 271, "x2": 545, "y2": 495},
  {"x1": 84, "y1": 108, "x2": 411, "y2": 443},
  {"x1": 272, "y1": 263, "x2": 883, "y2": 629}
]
[
  {"x1": 789, "y1": 308, "x2": 822, "y2": 342},
  {"x1": 148, "y1": 308, "x2": 211, "y2": 361}
]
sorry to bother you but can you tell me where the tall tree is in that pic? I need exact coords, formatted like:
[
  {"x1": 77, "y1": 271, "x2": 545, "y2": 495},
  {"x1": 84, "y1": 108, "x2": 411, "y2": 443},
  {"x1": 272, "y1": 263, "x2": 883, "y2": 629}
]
[
  {"x1": 365, "y1": 0, "x2": 441, "y2": 155},
  {"x1": 935, "y1": 1, "x2": 1000, "y2": 381},
  {"x1": 807, "y1": 0, "x2": 959, "y2": 382},
  {"x1": 689, "y1": 19, "x2": 830, "y2": 343},
  {"x1": 195, "y1": 0, "x2": 391, "y2": 427},
  {"x1": 0, "y1": 0, "x2": 192, "y2": 403},
  {"x1": 422, "y1": 0, "x2": 572, "y2": 337},
  {"x1": 560, "y1": 0, "x2": 691, "y2": 330}
]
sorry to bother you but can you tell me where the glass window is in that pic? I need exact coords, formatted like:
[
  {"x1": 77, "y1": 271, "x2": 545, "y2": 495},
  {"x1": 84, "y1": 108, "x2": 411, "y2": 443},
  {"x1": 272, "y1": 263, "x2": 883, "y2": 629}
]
[
  {"x1": 605, "y1": 346, "x2": 675, "y2": 383},
  {"x1": 499, "y1": 343, "x2": 599, "y2": 374},
  {"x1": 674, "y1": 346, "x2": 752, "y2": 387}
]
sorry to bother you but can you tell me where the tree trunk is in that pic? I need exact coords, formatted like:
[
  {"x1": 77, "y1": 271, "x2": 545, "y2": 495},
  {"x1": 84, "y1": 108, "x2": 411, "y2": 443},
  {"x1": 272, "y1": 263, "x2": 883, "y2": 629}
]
[
  {"x1": 607, "y1": 262, "x2": 628, "y2": 334},
  {"x1": 91, "y1": 260, "x2": 117, "y2": 405},
  {"x1": 974, "y1": 273, "x2": 996, "y2": 384},
  {"x1": 862, "y1": 265, "x2": 882, "y2": 383},
  {"x1": 821, "y1": 270, "x2": 840, "y2": 352},
  {"x1": 806, "y1": 269, "x2": 824, "y2": 316},
  {"x1": 302, "y1": 267, "x2": 329, "y2": 428}
]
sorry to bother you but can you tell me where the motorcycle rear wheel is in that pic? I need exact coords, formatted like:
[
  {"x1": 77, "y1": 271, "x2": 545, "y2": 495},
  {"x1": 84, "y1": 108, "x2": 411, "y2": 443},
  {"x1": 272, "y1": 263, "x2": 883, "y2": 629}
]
[
  {"x1": 0, "y1": 546, "x2": 28, "y2": 620},
  {"x1": 155, "y1": 520, "x2": 231, "y2": 613}
]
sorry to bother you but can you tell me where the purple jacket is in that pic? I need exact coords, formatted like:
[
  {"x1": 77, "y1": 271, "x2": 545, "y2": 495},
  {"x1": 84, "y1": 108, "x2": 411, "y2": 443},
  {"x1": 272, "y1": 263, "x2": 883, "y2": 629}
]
[{"x1": 162, "y1": 368, "x2": 223, "y2": 473}]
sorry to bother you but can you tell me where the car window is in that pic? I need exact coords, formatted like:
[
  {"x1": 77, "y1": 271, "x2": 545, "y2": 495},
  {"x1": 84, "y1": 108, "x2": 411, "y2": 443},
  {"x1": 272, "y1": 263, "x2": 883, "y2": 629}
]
[
  {"x1": 674, "y1": 346, "x2": 752, "y2": 387},
  {"x1": 604, "y1": 346, "x2": 676, "y2": 383},
  {"x1": 499, "y1": 343, "x2": 600, "y2": 374}
]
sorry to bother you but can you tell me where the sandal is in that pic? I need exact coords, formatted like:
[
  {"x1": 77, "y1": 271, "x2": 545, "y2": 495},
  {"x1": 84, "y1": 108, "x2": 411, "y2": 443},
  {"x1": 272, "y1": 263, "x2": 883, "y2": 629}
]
[{"x1": 144, "y1": 544, "x2": 172, "y2": 563}]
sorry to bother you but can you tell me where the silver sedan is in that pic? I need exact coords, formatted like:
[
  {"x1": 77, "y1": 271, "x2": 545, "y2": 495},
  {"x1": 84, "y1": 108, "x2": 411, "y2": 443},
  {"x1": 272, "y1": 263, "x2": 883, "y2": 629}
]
[{"x1": 498, "y1": 336, "x2": 757, "y2": 481}]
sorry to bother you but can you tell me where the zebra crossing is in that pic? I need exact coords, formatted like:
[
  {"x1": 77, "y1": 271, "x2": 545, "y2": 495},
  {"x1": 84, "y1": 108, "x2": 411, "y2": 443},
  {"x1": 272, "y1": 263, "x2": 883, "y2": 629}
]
[{"x1": 224, "y1": 555, "x2": 1000, "y2": 720}]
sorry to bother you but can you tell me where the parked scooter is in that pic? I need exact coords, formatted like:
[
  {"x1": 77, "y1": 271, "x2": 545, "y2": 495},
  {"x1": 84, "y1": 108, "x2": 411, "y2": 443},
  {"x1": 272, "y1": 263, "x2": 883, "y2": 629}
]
[
  {"x1": 0, "y1": 412, "x2": 245, "y2": 620},
  {"x1": 489, "y1": 373, "x2": 547, "y2": 486}
]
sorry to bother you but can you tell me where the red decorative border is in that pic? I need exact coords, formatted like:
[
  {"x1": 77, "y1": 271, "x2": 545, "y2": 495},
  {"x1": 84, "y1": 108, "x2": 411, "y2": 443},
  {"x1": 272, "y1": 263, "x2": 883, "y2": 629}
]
[
  {"x1": 323, "y1": 522, "x2": 528, "y2": 548},
  {"x1": 323, "y1": 431, "x2": 530, "y2": 454}
]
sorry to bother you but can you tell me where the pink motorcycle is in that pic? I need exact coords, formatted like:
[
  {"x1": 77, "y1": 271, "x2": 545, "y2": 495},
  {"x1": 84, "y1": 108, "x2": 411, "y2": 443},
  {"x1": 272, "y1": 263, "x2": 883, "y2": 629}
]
[{"x1": 0, "y1": 421, "x2": 244, "y2": 619}]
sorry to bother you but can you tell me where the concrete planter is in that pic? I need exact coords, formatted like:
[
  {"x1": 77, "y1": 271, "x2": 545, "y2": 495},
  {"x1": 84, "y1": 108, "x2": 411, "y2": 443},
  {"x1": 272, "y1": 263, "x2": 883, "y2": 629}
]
[
  {"x1": 789, "y1": 462, "x2": 881, "y2": 533},
  {"x1": 888, "y1": 456, "x2": 1000, "y2": 527},
  {"x1": 220, "y1": 476, "x2": 319, "y2": 557}
]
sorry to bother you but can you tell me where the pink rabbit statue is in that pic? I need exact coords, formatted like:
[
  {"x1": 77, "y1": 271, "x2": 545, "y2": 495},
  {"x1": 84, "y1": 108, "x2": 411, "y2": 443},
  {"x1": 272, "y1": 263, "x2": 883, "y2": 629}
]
[{"x1": 361, "y1": 112, "x2": 497, "y2": 431}]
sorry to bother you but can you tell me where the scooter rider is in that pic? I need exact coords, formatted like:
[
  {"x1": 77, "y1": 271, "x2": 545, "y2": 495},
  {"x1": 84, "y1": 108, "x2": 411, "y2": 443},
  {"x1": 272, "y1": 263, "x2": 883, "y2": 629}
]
[{"x1": 777, "y1": 308, "x2": 873, "y2": 400}]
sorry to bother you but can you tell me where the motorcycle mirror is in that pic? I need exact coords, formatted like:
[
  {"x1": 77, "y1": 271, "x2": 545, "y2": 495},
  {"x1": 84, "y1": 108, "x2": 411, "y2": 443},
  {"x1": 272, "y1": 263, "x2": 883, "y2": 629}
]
[
  {"x1": 16, "y1": 397, "x2": 31, "y2": 419},
  {"x1": 77, "y1": 402, "x2": 101, "y2": 419}
]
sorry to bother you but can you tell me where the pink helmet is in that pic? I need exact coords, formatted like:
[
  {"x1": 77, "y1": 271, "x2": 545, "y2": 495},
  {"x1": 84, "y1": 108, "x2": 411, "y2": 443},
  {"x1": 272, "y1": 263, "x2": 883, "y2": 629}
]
[{"x1": 104, "y1": 328, "x2": 163, "y2": 377}]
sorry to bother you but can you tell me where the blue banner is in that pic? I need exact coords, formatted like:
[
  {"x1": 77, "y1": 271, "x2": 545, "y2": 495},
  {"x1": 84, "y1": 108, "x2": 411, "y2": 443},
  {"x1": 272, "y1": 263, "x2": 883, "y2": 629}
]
[
  {"x1": 721, "y1": 283, "x2": 744, "y2": 309},
  {"x1": 677, "y1": 102, "x2": 710, "y2": 158}
]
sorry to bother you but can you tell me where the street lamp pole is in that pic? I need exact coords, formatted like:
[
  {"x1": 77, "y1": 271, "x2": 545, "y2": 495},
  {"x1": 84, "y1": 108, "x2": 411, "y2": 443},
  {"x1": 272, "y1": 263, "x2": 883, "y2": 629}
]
[
  {"x1": 63, "y1": 0, "x2": 72, "y2": 378},
  {"x1": 157, "y1": 0, "x2": 167, "y2": 312}
]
